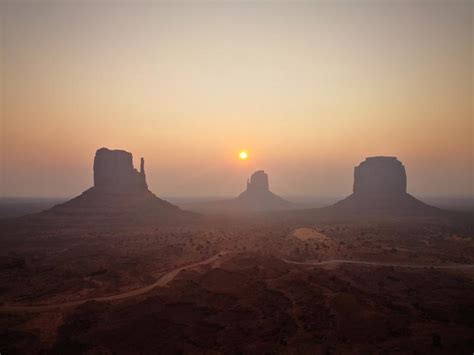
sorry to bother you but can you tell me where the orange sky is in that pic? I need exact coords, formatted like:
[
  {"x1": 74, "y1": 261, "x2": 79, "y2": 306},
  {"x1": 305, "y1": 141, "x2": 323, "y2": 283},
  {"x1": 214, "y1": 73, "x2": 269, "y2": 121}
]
[{"x1": 1, "y1": 1, "x2": 472, "y2": 198}]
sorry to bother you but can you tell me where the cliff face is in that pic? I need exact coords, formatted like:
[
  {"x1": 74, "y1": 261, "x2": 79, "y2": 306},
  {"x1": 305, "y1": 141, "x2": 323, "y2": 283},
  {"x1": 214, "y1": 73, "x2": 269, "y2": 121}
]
[
  {"x1": 330, "y1": 156, "x2": 438, "y2": 216},
  {"x1": 183, "y1": 170, "x2": 293, "y2": 214},
  {"x1": 246, "y1": 170, "x2": 269, "y2": 193},
  {"x1": 46, "y1": 147, "x2": 196, "y2": 223},
  {"x1": 233, "y1": 170, "x2": 292, "y2": 212},
  {"x1": 353, "y1": 157, "x2": 406, "y2": 195},
  {"x1": 93, "y1": 148, "x2": 147, "y2": 194}
]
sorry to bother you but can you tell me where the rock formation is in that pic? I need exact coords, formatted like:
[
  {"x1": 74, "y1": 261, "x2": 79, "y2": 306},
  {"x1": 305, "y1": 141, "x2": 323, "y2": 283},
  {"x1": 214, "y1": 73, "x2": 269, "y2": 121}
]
[
  {"x1": 331, "y1": 156, "x2": 438, "y2": 215},
  {"x1": 246, "y1": 170, "x2": 269, "y2": 193},
  {"x1": 233, "y1": 170, "x2": 293, "y2": 211},
  {"x1": 353, "y1": 157, "x2": 406, "y2": 195},
  {"x1": 184, "y1": 170, "x2": 293, "y2": 214},
  {"x1": 93, "y1": 148, "x2": 147, "y2": 193},
  {"x1": 47, "y1": 148, "x2": 196, "y2": 223}
]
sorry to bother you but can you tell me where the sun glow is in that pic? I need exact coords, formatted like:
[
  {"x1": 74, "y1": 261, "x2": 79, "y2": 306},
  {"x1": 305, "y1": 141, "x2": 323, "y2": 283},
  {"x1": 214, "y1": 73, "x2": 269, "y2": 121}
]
[{"x1": 239, "y1": 151, "x2": 248, "y2": 160}]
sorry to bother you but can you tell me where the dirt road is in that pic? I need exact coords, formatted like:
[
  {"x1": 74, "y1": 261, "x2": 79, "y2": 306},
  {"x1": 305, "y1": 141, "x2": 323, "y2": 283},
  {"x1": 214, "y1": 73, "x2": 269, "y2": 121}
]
[
  {"x1": 282, "y1": 258, "x2": 474, "y2": 269},
  {"x1": 0, "y1": 252, "x2": 227, "y2": 313},
  {"x1": 2, "y1": 251, "x2": 472, "y2": 313}
]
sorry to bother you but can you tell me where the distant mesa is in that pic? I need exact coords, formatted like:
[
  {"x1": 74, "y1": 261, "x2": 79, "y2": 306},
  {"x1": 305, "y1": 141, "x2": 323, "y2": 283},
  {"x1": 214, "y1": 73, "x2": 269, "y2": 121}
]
[
  {"x1": 245, "y1": 170, "x2": 269, "y2": 193},
  {"x1": 47, "y1": 148, "x2": 195, "y2": 223},
  {"x1": 185, "y1": 170, "x2": 294, "y2": 214},
  {"x1": 236, "y1": 170, "x2": 293, "y2": 211},
  {"x1": 330, "y1": 156, "x2": 439, "y2": 215}
]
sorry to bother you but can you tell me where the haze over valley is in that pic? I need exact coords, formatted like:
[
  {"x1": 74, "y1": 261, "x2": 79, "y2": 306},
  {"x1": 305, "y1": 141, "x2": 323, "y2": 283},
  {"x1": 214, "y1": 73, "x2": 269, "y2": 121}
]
[{"x1": 1, "y1": 1, "x2": 473, "y2": 354}]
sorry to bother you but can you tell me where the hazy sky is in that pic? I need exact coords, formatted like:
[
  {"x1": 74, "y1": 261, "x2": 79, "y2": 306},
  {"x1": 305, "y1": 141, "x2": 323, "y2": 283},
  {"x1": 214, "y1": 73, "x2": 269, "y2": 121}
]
[{"x1": 1, "y1": 0, "x2": 472, "y2": 198}]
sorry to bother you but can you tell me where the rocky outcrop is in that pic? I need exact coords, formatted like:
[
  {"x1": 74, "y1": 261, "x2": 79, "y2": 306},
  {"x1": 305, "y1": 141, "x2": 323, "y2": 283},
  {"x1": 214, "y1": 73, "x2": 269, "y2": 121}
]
[
  {"x1": 47, "y1": 148, "x2": 196, "y2": 223},
  {"x1": 353, "y1": 157, "x2": 406, "y2": 195},
  {"x1": 235, "y1": 170, "x2": 292, "y2": 211},
  {"x1": 330, "y1": 156, "x2": 438, "y2": 216},
  {"x1": 246, "y1": 171, "x2": 269, "y2": 193},
  {"x1": 184, "y1": 170, "x2": 293, "y2": 214},
  {"x1": 93, "y1": 148, "x2": 147, "y2": 194}
]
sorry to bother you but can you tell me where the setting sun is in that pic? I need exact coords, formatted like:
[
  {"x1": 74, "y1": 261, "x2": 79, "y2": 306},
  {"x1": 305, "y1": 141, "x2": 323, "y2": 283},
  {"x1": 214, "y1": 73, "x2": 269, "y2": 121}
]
[{"x1": 239, "y1": 151, "x2": 248, "y2": 160}]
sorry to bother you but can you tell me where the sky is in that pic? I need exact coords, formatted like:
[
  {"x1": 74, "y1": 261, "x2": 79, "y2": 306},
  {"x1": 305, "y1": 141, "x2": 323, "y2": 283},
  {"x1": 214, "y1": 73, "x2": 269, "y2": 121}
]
[{"x1": 1, "y1": 0, "x2": 472, "y2": 198}]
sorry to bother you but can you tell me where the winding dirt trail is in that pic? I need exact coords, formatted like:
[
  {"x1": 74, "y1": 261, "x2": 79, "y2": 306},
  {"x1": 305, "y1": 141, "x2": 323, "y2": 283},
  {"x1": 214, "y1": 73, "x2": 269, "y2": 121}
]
[
  {"x1": 1, "y1": 251, "x2": 472, "y2": 313},
  {"x1": 282, "y1": 258, "x2": 474, "y2": 269},
  {"x1": 0, "y1": 252, "x2": 228, "y2": 313}
]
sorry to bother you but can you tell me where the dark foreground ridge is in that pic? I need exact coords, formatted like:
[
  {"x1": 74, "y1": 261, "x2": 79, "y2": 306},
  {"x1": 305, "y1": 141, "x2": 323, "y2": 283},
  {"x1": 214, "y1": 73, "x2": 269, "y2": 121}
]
[
  {"x1": 42, "y1": 148, "x2": 196, "y2": 224},
  {"x1": 185, "y1": 170, "x2": 293, "y2": 214}
]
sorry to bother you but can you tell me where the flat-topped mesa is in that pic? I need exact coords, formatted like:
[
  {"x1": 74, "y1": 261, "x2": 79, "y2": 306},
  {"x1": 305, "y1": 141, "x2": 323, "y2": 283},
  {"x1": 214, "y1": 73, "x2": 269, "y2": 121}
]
[
  {"x1": 353, "y1": 156, "x2": 406, "y2": 195},
  {"x1": 93, "y1": 148, "x2": 147, "y2": 194},
  {"x1": 246, "y1": 170, "x2": 269, "y2": 193},
  {"x1": 328, "y1": 155, "x2": 439, "y2": 216}
]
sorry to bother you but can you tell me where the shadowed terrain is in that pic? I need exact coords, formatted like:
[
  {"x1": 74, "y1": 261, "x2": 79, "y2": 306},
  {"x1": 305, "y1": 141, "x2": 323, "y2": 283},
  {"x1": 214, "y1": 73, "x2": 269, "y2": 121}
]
[{"x1": 1, "y1": 211, "x2": 473, "y2": 354}]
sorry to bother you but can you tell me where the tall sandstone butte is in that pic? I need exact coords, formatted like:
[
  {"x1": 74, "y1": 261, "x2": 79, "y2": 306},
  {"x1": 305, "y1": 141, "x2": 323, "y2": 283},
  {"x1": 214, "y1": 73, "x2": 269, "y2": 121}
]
[
  {"x1": 353, "y1": 156, "x2": 406, "y2": 195},
  {"x1": 186, "y1": 170, "x2": 292, "y2": 214},
  {"x1": 93, "y1": 148, "x2": 147, "y2": 193},
  {"x1": 234, "y1": 170, "x2": 292, "y2": 211},
  {"x1": 331, "y1": 156, "x2": 438, "y2": 215},
  {"x1": 47, "y1": 147, "x2": 194, "y2": 223},
  {"x1": 245, "y1": 170, "x2": 270, "y2": 193}
]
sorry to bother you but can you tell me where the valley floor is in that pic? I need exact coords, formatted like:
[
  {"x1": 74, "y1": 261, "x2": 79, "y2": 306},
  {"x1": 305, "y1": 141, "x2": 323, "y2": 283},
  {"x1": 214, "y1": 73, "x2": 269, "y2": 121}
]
[{"x1": 1, "y1": 213, "x2": 473, "y2": 354}]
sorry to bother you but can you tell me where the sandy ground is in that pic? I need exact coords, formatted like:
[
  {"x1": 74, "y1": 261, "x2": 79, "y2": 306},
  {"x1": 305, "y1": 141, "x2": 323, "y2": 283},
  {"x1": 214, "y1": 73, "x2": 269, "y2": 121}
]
[{"x1": 1, "y1": 213, "x2": 473, "y2": 353}]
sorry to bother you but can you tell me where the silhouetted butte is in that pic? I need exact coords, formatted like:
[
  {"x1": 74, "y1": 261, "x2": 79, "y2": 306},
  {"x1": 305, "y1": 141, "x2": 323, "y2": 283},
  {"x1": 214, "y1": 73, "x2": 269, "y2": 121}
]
[
  {"x1": 331, "y1": 156, "x2": 438, "y2": 215},
  {"x1": 46, "y1": 148, "x2": 195, "y2": 223},
  {"x1": 93, "y1": 148, "x2": 147, "y2": 193},
  {"x1": 185, "y1": 170, "x2": 293, "y2": 214}
]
